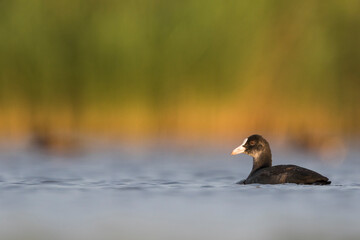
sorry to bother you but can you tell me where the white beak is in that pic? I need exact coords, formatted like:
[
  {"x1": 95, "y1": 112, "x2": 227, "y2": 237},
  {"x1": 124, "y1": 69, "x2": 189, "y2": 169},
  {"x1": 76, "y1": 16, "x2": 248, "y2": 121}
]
[
  {"x1": 231, "y1": 138, "x2": 248, "y2": 155},
  {"x1": 231, "y1": 145, "x2": 246, "y2": 155}
]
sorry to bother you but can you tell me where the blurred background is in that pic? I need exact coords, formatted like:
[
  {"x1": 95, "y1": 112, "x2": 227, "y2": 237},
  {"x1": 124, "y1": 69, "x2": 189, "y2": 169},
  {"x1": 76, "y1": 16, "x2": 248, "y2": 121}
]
[
  {"x1": 0, "y1": 1, "x2": 360, "y2": 240},
  {"x1": 1, "y1": 0, "x2": 359, "y2": 147}
]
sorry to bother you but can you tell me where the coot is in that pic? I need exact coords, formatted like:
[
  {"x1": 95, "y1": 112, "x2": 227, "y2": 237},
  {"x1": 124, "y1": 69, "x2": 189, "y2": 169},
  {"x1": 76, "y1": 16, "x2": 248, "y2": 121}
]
[{"x1": 231, "y1": 134, "x2": 331, "y2": 185}]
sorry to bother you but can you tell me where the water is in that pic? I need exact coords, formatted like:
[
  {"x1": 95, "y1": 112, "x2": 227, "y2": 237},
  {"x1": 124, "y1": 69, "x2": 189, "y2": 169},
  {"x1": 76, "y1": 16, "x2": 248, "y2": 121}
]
[{"x1": 0, "y1": 143, "x2": 359, "y2": 240}]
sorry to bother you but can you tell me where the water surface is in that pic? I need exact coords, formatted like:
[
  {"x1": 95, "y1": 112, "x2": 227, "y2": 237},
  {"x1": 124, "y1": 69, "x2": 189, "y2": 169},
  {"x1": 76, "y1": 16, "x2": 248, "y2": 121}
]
[{"x1": 0, "y1": 144, "x2": 359, "y2": 240}]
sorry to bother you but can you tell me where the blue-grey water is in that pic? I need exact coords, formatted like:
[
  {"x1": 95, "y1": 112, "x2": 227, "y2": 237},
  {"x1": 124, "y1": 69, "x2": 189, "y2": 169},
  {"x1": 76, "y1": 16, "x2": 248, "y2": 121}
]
[{"x1": 0, "y1": 142, "x2": 359, "y2": 240}]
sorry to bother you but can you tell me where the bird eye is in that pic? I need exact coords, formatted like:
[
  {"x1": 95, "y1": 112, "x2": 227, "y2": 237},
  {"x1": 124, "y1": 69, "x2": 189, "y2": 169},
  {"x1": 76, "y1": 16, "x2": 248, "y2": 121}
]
[{"x1": 249, "y1": 140, "x2": 256, "y2": 146}]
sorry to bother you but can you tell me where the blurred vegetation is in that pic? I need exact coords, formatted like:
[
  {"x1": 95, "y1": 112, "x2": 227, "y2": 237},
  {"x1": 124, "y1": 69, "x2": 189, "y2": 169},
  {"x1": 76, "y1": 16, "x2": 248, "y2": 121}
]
[{"x1": 0, "y1": 0, "x2": 359, "y2": 140}]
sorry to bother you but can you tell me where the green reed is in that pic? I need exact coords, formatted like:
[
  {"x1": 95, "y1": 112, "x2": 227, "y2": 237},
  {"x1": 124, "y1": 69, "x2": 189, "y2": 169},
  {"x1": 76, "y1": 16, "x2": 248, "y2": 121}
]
[{"x1": 0, "y1": 0, "x2": 359, "y2": 136}]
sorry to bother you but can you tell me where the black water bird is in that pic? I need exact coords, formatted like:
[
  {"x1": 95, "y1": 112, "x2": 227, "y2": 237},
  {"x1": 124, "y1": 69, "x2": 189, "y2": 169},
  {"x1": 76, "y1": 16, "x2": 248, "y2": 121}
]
[{"x1": 231, "y1": 135, "x2": 331, "y2": 185}]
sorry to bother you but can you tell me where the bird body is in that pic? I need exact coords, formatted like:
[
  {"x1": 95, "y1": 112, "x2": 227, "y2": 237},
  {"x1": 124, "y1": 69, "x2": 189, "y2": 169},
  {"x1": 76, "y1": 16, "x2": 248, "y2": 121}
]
[
  {"x1": 244, "y1": 164, "x2": 330, "y2": 185},
  {"x1": 231, "y1": 135, "x2": 331, "y2": 185}
]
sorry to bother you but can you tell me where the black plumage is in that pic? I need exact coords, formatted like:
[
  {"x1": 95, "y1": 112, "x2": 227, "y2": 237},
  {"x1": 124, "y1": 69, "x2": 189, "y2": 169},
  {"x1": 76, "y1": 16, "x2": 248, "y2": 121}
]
[{"x1": 231, "y1": 135, "x2": 331, "y2": 185}]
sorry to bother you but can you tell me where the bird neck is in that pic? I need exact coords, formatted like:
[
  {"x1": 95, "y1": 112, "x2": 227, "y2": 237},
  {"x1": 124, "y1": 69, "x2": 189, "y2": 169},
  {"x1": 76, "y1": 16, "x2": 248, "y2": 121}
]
[{"x1": 250, "y1": 150, "x2": 272, "y2": 174}]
